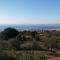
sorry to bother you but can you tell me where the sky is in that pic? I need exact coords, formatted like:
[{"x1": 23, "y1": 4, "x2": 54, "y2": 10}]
[{"x1": 0, "y1": 0, "x2": 60, "y2": 24}]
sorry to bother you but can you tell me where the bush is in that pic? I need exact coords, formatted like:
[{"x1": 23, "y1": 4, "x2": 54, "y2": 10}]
[
  {"x1": 8, "y1": 39, "x2": 20, "y2": 50},
  {"x1": 0, "y1": 52, "x2": 16, "y2": 60}
]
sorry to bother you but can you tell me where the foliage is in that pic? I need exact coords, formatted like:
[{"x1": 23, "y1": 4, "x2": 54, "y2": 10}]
[
  {"x1": 31, "y1": 31, "x2": 37, "y2": 38},
  {"x1": 8, "y1": 39, "x2": 20, "y2": 50},
  {"x1": 0, "y1": 27, "x2": 19, "y2": 40},
  {"x1": 45, "y1": 36, "x2": 58, "y2": 51},
  {"x1": 16, "y1": 33, "x2": 26, "y2": 43}
]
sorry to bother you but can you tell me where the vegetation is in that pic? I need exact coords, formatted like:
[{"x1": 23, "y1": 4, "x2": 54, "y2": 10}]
[
  {"x1": 0, "y1": 27, "x2": 19, "y2": 40},
  {"x1": 0, "y1": 27, "x2": 60, "y2": 60}
]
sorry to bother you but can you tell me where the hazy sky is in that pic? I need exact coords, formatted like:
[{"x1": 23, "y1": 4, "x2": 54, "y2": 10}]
[{"x1": 0, "y1": 0, "x2": 60, "y2": 24}]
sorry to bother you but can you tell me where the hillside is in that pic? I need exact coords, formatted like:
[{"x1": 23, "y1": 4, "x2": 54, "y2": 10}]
[{"x1": 0, "y1": 27, "x2": 60, "y2": 60}]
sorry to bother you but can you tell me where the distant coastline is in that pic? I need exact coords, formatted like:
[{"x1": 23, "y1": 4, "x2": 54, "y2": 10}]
[{"x1": 0, "y1": 24, "x2": 60, "y2": 31}]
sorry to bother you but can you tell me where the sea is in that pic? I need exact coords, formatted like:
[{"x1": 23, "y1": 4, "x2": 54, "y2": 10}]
[{"x1": 0, "y1": 24, "x2": 60, "y2": 31}]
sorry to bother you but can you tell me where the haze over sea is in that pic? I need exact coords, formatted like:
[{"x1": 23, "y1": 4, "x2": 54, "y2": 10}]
[{"x1": 0, "y1": 24, "x2": 60, "y2": 31}]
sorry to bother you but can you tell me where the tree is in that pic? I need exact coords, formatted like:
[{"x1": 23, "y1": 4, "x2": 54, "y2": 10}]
[
  {"x1": 0, "y1": 27, "x2": 19, "y2": 40},
  {"x1": 31, "y1": 31, "x2": 37, "y2": 38},
  {"x1": 45, "y1": 36, "x2": 57, "y2": 51},
  {"x1": 32, "y1": 38, "x2": 37, "y2": 50},
  {"x1": 16, "y1": 33, "x2": 26, "y2": 43}
]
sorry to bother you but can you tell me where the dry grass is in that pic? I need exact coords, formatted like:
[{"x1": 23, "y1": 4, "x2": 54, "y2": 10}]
[
  {"x1": 2, "y1": 50, "x2": 60, "y2": 60},
  {"x1": 48, "y1": 57, "x2": 60, "y2": 60}
]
